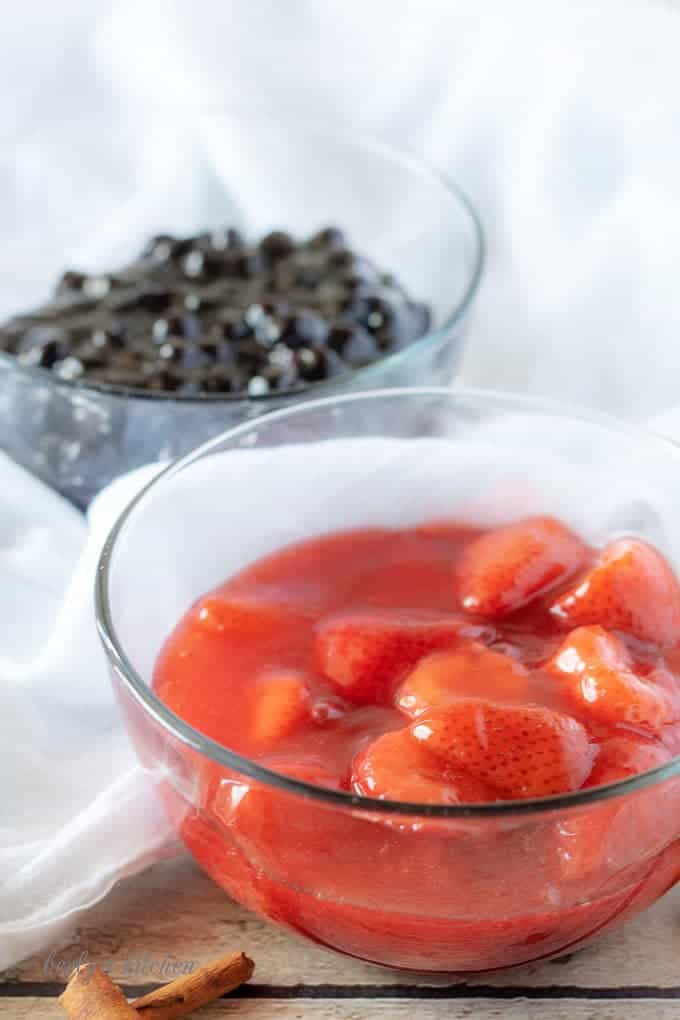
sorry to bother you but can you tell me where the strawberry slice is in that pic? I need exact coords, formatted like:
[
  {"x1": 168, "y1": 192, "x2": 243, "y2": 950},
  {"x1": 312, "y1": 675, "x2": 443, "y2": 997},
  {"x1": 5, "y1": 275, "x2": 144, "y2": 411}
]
[
  {"x1": 550, "y1": 537, "x2": 680, "y2": 648},
  {"x1": 315, "y1": 610, "x2": 487, "y2": 705},
  {"x1": 251, "y1": 672, "x2": 310, "y2": 745},
  {"x1": 457, "y1": 515, "x2": 587, "y2": 618},
  {"x1": 193, "y1": 593, "x2": 300, "y2": 635},
  {"x1": 210, "y1": 756, "x2": 347, "y2": 892},
  {"x1": 556, "y1": 735, "x2": 674, "y2": 882},
  {"x1": 546, "y1": 625, "x2": 680, "y2": 734},
  {"x1": 351, "y1": 729, "x2": 497, "y2": 805},
  {"x1": 410, "y1": 700, "x2": 594, "y2": 799},
  {"x1": 585, "y1": 735, "x2": 671, "y2": 789},
  {"x1": 210, "y1": 755, "x2": 343, "y2": 838},
  {"x1": 396, "y1": 644, "x2": 530, "y2": 719}
]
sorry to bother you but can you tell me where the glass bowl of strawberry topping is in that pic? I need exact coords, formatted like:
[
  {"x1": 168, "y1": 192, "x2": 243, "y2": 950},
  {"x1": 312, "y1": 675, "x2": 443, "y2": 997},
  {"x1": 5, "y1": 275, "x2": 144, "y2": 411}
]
[{"x1": 97, "y1": 388, "x2": 680, "y2": 972}]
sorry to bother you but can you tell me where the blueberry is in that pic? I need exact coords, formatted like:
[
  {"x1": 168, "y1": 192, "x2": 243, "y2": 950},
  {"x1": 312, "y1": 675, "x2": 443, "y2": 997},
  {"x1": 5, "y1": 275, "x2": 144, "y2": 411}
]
[
  {"x1": 152, "y1": 318, "x2": 170, "y2": 342},
  {"x1": 260, "y1": 299, "x2": 290, "y2": 323},
  {"x1": 218, "y1": 313, "x2": 253, "y2": 342},
  {"x1": 146, "y1": 368, "x2": 180, "y2": 392},
  {"x1": 268, "y1": 342, "x2": 295, "y2": 370},
  {"x1": 332, "y1": 324, "x2": 377, "y2": 366},
  {"x1": 225, "y1": 250, "x2": 262, "y2": 279},
  {"x1": 157, "y1": 342, "x2": 180, "y2": 362},
  {"x1": 281, "y1": 312, "x2": 329, "y2": 348},
  {"x1": 152, "y1": 313, "x2": 201, "y2": 342},
  {"x1": 265, "y1": 343, "x2": 299, "y2": 388},
  {"x1": 198, "y1": 337, "x2": 233, "y2": 363},
  {"x1": 201, "y1": 365, "x2": 244, "y2": 393},
  {"x1": 272, "y1": 261, "x2": 297, "y2": 292},
  {"x1": 178, "y1": 342, "x2": 212, "y2": 370},
  {"x1": 340, "y1": 257, "x2": 379, "y2": 290},
  {"x1": 168, "y1": 237, "x2": 195, "y2": 260},
  {"x1": 295, "y1": 259, "x2": 323, "y2": 289},
  {"x1": 91, "y1": 325, "x2": 126, "y2": 351},
  {"x1": 180, "y1": 314, "x2": 202, "y2": 340},
  {"x1": 340, "y1": 293, "x2": 372, "y2": 325},
  {"x1": 247, "y1": 375, "x2": 270, "y2": 396},
  {"x1": 17, "y1": 326, "x2": 70, "y2": 368},
  {"x1": 235, "y1": 338, "x2": 268, "y2": 368},
  {"x1": 112, "y1": 349, "x2": 143, "y2": 371},
  {"x1": 309, "y1": 226, "x2": 346, "y2": 249},
  {"x1": 105, "y1": 322, "x2": 127, "y2": 349},
  {"x1": 327, "y1": 322, "x2": 354, "y2": 352},
  {"x1": 297, "y1": 267, "x2": 322, "y2": 288},
  {"x1": 182, "y1": 250, "x2": 225, "y2": 281},
  {"x1": 294, "y1": 345, "x2": 339, "y2": 382},
  {"x1": 340, "y1": 272, "x2": 373, "y2": 295},
  {"x1": 113, "y1": 286, "x2": 172, "y2": 314},
  {"x1": 157, "y1": 340, "x2": 210, "y2": 373},
  {"x1": 76, "y1": 340, "x2": 110, "y2": 369},
  {"x1": 260, "y1": 230, "x2": 295, "y2": 261},
  {"x1": 328, "y1": 248, "x2": 355, "y2": 271},
  {"x1": 364, "y1": 296, "x2": 393, "y2": 332},
  {"x1": 210, "y1": 227, "x2": 245, "y2": 251},
  {"x1": 182, "y1": 250, "x2": 205, "y2": 279},
  {"x1": 56, "y1": 270, "x2": 88, "y2": 296},
  {"x1": 1, "y1": 222, "x2": 431, "y2": 397},
  {"x1": 141, "y1": 234, "x2": 175, "y2": 260},
  {"x1": 83, "y1": 276, "x2": 112, "y2": 299}
]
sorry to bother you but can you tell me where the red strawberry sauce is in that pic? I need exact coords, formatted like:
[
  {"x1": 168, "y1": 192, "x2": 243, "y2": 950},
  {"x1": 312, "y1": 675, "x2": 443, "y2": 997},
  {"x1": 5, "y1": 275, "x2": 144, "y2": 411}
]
[{"x1": 153, "y1": 518, "x2": 680, "y2": 970}]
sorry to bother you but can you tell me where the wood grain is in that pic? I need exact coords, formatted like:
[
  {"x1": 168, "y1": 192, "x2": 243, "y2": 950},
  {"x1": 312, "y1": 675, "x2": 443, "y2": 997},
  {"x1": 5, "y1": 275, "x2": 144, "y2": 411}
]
[
  {"x1": 3, "y1": 854, "x2": 679, "y2": 990},
  {"x1": 3, "y1": 853, "x2": 680, "y2": 1020},
  {"x1": 6, "y1": 998, "x2": 680, "y2": 1020}
]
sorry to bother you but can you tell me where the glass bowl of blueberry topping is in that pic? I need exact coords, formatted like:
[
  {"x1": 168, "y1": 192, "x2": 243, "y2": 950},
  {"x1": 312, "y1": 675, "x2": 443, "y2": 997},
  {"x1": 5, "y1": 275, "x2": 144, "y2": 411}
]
[{"x1": 0, "y1": 112, "x2": 484, "y2": 506}]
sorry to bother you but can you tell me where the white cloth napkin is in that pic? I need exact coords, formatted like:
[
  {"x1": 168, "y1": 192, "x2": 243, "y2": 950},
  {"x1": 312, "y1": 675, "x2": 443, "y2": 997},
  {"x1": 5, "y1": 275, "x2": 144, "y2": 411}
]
[
  {"x1": 4, "y1": 0, "x2": 680, "y2": 972},
  {"x1": 0, "y1": 459, "x2": 175, "y2": 970}
]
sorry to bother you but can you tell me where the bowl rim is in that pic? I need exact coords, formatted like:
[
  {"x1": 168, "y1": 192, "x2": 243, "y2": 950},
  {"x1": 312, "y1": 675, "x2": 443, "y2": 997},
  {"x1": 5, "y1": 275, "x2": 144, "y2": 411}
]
[
  {"x1": 95, "y1": 385, "x2": 680, "y2": 818},
  {"x1": 0, "y1": 117, "x2": 485, "y2": 404}
]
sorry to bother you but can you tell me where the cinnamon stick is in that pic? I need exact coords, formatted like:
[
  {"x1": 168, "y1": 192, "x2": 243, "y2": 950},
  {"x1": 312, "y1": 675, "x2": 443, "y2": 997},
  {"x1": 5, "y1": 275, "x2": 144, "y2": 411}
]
[
  {"x1": 59, "y1": 951, "x2": 254, "y2": 1020},
  {"x1": 60, "y1": 964, "x2": 140, "y2": 1020},
  {"x1": 132, "y1": 951, "x2": 254, "y2": 1020}
]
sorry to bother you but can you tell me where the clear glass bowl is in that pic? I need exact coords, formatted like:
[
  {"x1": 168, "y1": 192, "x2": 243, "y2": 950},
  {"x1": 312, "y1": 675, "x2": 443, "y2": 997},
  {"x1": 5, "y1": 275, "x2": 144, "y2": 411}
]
[
  {"x1": 0, "y1": 112, "x2": 483, "y2": 507},
  {"x1": 96, "y1": 388, "x2": 680, "y2": 973}
]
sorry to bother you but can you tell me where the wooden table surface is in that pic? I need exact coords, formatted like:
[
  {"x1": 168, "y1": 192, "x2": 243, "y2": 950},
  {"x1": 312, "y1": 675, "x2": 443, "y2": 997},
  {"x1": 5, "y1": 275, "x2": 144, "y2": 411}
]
[{"x1": 2, "y1": 854, "x2": 680, "y2": 1019}]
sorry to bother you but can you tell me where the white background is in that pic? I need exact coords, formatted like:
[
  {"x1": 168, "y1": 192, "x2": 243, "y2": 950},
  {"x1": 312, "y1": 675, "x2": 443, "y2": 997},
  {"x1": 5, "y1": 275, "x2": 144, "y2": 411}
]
[{"x1": 2, "y1": 0, "x2": 680, "y2": 417}]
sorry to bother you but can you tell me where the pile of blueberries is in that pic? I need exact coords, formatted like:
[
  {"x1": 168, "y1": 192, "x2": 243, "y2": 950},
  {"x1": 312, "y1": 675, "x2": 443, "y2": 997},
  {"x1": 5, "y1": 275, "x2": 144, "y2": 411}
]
[{"x1": 0, "y1": 226, "x2": 431, "y2": 397}]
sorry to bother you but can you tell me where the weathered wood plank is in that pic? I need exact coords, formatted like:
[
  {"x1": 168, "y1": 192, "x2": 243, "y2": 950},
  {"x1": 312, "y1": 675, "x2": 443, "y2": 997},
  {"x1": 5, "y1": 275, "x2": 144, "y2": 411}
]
[
  {"x1": 2, "y1": 997, "x2": 678, "y2": 1020},
  {"x1": 3, "y1": 854, "x2": 680, "y2": 990}
]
